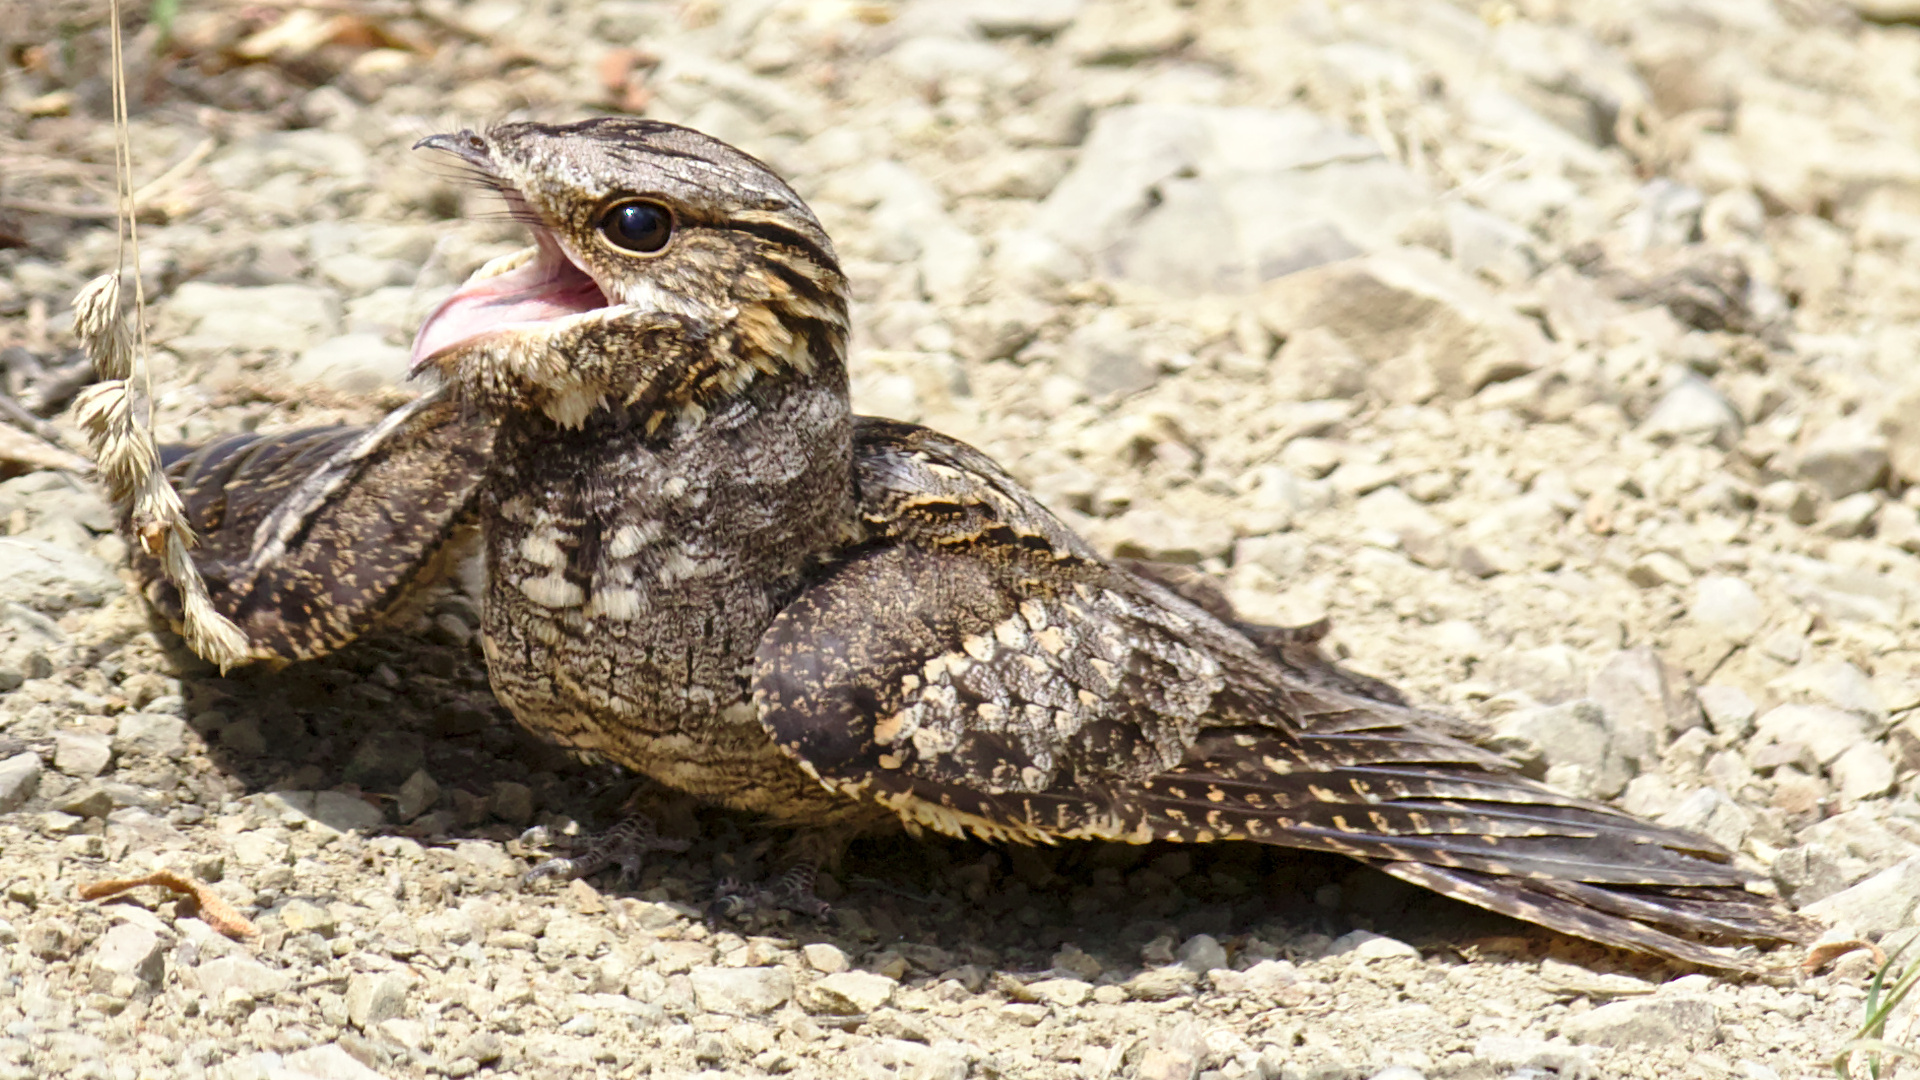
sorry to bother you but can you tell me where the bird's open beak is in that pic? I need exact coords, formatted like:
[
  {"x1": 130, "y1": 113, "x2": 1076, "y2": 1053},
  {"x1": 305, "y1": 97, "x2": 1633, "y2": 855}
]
[{"x1": 408, "y1": 132, "x2": 613, "y2": 377}]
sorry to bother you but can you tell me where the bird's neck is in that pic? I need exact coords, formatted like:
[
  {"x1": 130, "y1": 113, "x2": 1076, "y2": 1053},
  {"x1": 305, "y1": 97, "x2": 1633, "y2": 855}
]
[{"x1": 485, "y1": 363, "x2": 860, "y2": 600}]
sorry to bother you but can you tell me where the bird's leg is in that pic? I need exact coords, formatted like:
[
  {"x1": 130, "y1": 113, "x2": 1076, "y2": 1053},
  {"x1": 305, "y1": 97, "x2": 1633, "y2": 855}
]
[
  {"x1": 523, "y1": 813, "x2": 691, "y2": 886},
  {"x1": 705, "y1": 827, "x2": 853, "y2": 926}
]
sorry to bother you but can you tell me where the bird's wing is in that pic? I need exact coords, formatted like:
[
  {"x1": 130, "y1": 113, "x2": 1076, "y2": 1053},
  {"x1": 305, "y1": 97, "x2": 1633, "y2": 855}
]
[
  {"x1": 754, "y1": 418, "x2": 1815, "y2": 967},
  {"x1": 132, "y1": 386, "x2": 495, "y2": 663}
]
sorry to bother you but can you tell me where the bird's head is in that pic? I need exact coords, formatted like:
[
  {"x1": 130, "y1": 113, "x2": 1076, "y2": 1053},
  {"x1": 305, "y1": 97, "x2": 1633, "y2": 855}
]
[{"x1": 409, "y1": 119, "x2": 849, "y2": 431}]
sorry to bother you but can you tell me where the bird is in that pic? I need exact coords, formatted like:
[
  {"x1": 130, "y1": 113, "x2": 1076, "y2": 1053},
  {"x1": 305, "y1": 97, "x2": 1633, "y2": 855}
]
[{"x1": 132, "y1": 117, "x2": 1816, "y2": 970}]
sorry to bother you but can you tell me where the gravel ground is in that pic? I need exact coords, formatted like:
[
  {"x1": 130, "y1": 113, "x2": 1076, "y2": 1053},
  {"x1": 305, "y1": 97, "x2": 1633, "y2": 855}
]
[{"x1": 4, "y1": 0, "x2": 1920, "y2": 1077}]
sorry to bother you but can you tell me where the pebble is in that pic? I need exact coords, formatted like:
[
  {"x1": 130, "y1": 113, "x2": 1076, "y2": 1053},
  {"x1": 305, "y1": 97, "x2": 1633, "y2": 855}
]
[
  {"x1": 51, "y1": 730, "x2": 112, "y2": 779},
  {"x1": 1562, "y1": 996, "x2": 1720, "y2": 1050},
  {"x1": 88, "y1": 923, "x2": 165, "y2": 992},
  {"x1": 1800, "y1": 857, "x2": 1920, "y2": 938},
  {"x1": 806, "y1": 971, "x2": 895, "y2": 1014},
  {"x1": 0, "y1": 752, "x2": 42, "y2": 813},
  {"x1": 689, "y1": 966, "x2": 795, "y2": 1016},
  {"x1": 1640, "y1": 374, "x2": 1741, "y2": 446},
  {"x1": 0, "y1": 538, "x2": 124, "y2": 613},
  {"x1": 1797, "y1": 419, "x2": 1889, "y2": 499},
  {"x1": 802, "y1": 942, "x2": 849, "y2": 974}
]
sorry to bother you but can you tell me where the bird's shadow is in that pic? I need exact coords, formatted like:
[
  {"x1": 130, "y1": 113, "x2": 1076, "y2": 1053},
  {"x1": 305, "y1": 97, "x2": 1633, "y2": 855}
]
[{"x1": 156, "y1": 618, "x2": 1690, "y2": 991}]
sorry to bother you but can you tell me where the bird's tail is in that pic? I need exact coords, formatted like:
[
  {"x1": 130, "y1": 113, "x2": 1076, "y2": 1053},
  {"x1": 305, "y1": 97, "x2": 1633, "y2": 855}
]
[{"x1": 1128, "y1": 723, "x2": 1818, "y2": 969}]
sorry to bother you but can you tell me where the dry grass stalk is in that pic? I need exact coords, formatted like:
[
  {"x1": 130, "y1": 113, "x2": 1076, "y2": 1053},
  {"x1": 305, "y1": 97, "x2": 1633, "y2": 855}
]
[{"x1": 69, "y1": 0, "x2": 250, "y2": 671}]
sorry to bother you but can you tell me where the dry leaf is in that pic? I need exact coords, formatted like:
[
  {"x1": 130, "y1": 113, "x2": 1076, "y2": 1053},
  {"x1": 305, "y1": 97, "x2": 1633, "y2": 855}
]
[
  {"x1": 79, "y1": 869, "x2": 260, "y2": 940},
  {"x1": 1803, "y1": 938, "x2": 1883, "y2": 975}
]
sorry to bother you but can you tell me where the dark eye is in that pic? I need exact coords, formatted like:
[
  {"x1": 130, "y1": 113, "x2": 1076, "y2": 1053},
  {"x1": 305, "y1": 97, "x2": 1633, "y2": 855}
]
[{"x1": 598, "y1": 200, "x2": 673, "y2": 254}]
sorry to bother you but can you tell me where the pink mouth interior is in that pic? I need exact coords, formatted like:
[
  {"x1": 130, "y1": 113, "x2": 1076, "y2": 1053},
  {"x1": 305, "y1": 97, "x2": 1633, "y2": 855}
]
[{"x1": 410, "y1": 230, "x2": 609, "y2": 368}]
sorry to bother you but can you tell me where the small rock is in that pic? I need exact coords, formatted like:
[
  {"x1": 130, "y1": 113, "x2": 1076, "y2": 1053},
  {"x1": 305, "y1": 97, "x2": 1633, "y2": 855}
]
[
  {"x1": 343, "y1": 731, "x2": 425, "y2": 791},
  {"x1": 0, "y1": 538, "x2": 125, "y2": 613},
  {"x1": 1655, "y1": 788, "x2": 1752, "y2": 852},
  {"x1": 394, "y1": 770, "x2": 440, "y2": 823},
  {"x1": 1626, "y1": 551, "x2": 1694, "y2": 588},
  {"x1": 1061, "y1": 311, "x2": 1156, "y2": 401},
  {"x1": 1563, "y1": 996, "x2": 1720, "y2": 1049},
  {"x1": 1131, "y1": 1021, "x2": 1204, "y2": 1080},
  {"x1": 1026, "y1": 977, "x2": 1092, "y2": 1008},
  {"x1": 1800, "y1": 857, "x2": 1920, "y2": 938},
  {"x1": 1591, "y1": 647, "x2": 1699, "y2": 756},
  {"x1": 1260, "y1": 247, "x2": 1546, "y2": 403},
  {"x1": 90, "y1": 923, "x2": 165, "y2": 992},
  {"x1": 279, "y1": 899, "x2": 338, "y2": 938},
  {"x1": 802, "y1": 942, "x2": 848, "y2": 974},
  {"x1": 345, "y1": 970, "x2": 409, "y2": 1029},
  {"x1": 689, "y1": 966, "x2": 795, "y2": 1016},
  {"x1": 1797, "y1": 419, "x2": 1889, "y2": 499},
  {"x1": 807, "y1": 970, "x2": 896, "y2": 1014},
  {"x1": 163, "y1": 282, "x2": 343, "y2": 355},
  {"x1": 1696, "y1": 685, "x2": 1757, "y2": 738},
  {"x1": 280, "y1": 1043, "x2": 390, "y2": 1080},
  {"x1": 0, "y1": 752, "x2": 42, "y2": 813},
  {"x1": 1640, "y1": 374, "x2": 1741, "y2": 447},
  {"x1": 113, "y1": 713, "x2": 187, "y2": 760},
  {"x1": 1818, "y1": 491, "x2": 1881, "y2": 537},
  {"x1": 1829, "y1": 742, "x2": 1896, "y2": 805},
  {"x1": 1771, "y1": 843, "x2": 1850, "y2": 906},
  {"x1": 53, "y1": 783, "x2": 115, "y2": 819},
  {"x1": 1051, "y1": 944, "x2": 1102, "y2": 980},
  {"x1": 1124, "y1": 965, "x2": 1199, "y2": 1001},
  {"x1": 52, "y1": 730, "x2": 112, "y2": 779},
  {"x1": 1689, "y1": 576, "x2": 1764, "y2": 642},
  {"x1": 1753, "y1": 704, "x2": 1869, "y2": 767},
  {"x1": 489, "y1": 781, "x2": 536, "y2": 825},
  {"x1": 1329, "y1": 930, "x2": 1419, "y2": 961},
  {"x1": 290, "y1": 332, "x2": 411, "y2": 394},
  {"x1": 194, "y1": 956, "x2": 291, "y2": 1000},
  {"x1": 1175, "y1": 933, "x2": 1228, "y2": 974},
  {"x1": 455, "y1": 1031, "x2": 504, "y2": 1064}
]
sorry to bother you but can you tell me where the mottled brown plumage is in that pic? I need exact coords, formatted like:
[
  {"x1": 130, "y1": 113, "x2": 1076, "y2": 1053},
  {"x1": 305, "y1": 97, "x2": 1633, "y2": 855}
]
[{"x1": 138, "y1": 118, "x2": 1817, "y2": 969}]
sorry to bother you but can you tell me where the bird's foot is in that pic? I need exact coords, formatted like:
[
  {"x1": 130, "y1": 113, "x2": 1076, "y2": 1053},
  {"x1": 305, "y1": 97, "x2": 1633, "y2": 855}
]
[
  {"x1": 522, "y1": 813, "x2": 691, "y2": 886},
  {"x1": 707, "y1": 863, "x2": 832, "y2": 926}
]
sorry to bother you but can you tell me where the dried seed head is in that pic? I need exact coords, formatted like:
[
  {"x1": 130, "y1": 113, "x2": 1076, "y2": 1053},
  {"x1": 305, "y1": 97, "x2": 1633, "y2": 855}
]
[{"x1": 72, "y1": 274, "x2": 132, "y2": 380}]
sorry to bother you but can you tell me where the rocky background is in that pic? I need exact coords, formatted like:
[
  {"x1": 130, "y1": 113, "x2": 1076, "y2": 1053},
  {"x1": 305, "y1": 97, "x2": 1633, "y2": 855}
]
[{"x1": 3, "y1": 0, "x2": 1920, "y2": 1077}]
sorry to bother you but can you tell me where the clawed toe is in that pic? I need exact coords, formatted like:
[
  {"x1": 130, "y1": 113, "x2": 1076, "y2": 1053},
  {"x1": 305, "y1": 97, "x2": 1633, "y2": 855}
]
[
  {"x1": 522, "y1": 814, "x2": 691, "y2": 886},
  {"x1": 706, "y1": 864, "x2": 832, "y2": 926}
]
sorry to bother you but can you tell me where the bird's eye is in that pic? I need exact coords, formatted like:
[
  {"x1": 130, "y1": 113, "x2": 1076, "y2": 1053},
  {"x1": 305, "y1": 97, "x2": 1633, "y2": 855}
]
[{"x1": 598, "y1": 200, "x2": 673, "y2": 254}]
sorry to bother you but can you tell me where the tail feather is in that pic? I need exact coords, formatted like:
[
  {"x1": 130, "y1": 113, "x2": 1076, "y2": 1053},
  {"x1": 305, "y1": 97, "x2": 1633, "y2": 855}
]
[{"x1": 1126, "y1": 727, "x2": 1814, "y2": 967}]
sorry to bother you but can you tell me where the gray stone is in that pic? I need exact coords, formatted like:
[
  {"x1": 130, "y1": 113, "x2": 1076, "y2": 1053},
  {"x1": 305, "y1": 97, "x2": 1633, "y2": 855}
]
[
  {"x1": 1060, "y1": 311, "x2": 1156, "y2": 400},
  {"x1": 689, "y1": 966, "x2": 795, "y2": 1015},
  {"x1": 1695, "y1": 685, "x2": 1757, "y2": 739},
  {"x1": 1590, "y1": 648, "x2": 1699, "y2": 761},
  {"x1": 1639, "y1": 374, "x2": 1741, "y2": 447},
  {"x1": 1330, "y1": 930, "x2": 1420, "y2": 961},
  {"x1": 162, "y1": 283, "x2": 343, "y2": 355},
  {"x1": 1489, "y1": 698, "x2": 1631, "y2": 797},
  {"x1": 806, "y1": 970, "x2": 894, "y2": 1014},
  {"x1": 278, "y1": 899, "x2": 337, "y2": 938},
  {"x1": 1771, "y1": 843, "x2": 1851, "y2": 906},
  {"x1": 258, "y1": 790, "x2": 385, "y2": 834},
  {"x1": 0, "y1": 752, "x2": 42, "y2": 813},
  {"x1": 194, "y1": 956, "x2": 291, "y2": 1000},
  {"x1": 345, "y1": 970, "x2": 410, "y2": 1029},
  {"x1": 0, "y1": 538, "x2": 124, "y2": 613},
  {"x1": 1689, "y1": 576, "x2": 1764, "y2": 643},
  {"x1": 1800, "y1": 857, "x2": 1920, "y2": 937},
  {"x1": 52, "y1": 731, "x2": 112, "y2": 779},
  {"x1": 1829, "y1": 741, "x2": 1896, "y2": 805},
  {"x1": 90, "y1": 922, "x2": 164, "y2": 992},
  {"x1": 1797, "y1": 419, "x2": 1889, "y2": 499},
  {"x1": 1819, "y1": 491, "x2": 1882, "y2": 537},
  {"x1": 52, "y1": 783, "x2": 114, "y2": 819},
  {"x1": 394, "y1": 770, "x2": 440, "y2": 822},
  {"x1": 1124, "y1": 965, "x2": 1199, "y2": 1001},
  {"x1": 279, "y1": 1042, "x2": 391, "y2": 1080},
  {"x1": 1259, "y1": 248, "x2": 1548, "y2": 404},
  {"x1": 1026, "y1": 977, "x2": 1092, "y2": 1007},
  {"x1": 1035, "y1": 104, "x2": 1430, "y2": 296},
  {"x1": 1655, "y1": 787, "x2": 1752, "y2": 852},
  {"x1": 1175, "y1": 933, "x2": 1228, "y2": 974},
  {"x1": 1562, "y1": 995, "x2": 1720, "y2": 1049},
  {"x1": 113, "y1": 713, "x2": 187, "y2": 760},
  {"x1": 802, "y1": 942, "x2": 848, "y2": 974},
  {"x1": 343, "y1": 731, "x2": 425, "y2": 791},
  {"x1": 1270, "y1": 324, "x2": 1369, "y2": 401},
  {"x1": 1754, "y1": 704, "x2": 1869, "y2": 767},
  {"x1": 489, "y1": 781, "x2": 535, "y2": 825},
  {"x1": 1772, "y1": 658, "x2": 1885, "y2": 720},
  {"x1": 290, "y1": 333, "x2": 413, "y2": 395}
]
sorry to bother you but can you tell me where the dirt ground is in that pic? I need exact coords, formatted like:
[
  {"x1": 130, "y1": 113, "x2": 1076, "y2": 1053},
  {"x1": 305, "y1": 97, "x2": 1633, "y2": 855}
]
[{"x1": 3, "y1": 0, "x2": 1920, "y2": 1077}]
